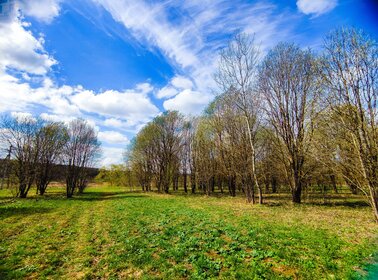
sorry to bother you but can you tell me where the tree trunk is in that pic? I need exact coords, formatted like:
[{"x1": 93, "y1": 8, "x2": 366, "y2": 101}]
[
  {"x1": 292, "y1": 182, "x2": 302, "y2": 203},
  {"x1": 38, "y1": 184, "x2": 47, "y2": 195},
  {"x1": 372, "y1": 192, "x2": 378, "y2": 223},
  {"x1": 265, "y1": 179, "x2": 270, "y2": 193},
  {"x1": 245, "y1": 116, "x2": 262, "y2": 204},
  {"x1": 330, "y1": 174, "x2": 338, "y2": 194},
  {"x1": 228, "y1": 176, "x2": 236, "y2": 197},
  {"x1": 258, "y1": 186, "x2": 263, "y2": 204},
  {"x1": 19, "y1": 185, "x2": 27, "y2": 198},
  {"x1": 218, "y1": 176, "x2": 223, "y2": 193},
  {"x1": 66, "y1": 186, "x2": 74, "y2": 198},
  {"x1": 348, "y1": 182, "x2": 358, "y2": 194},
  {"x1": 271, "y1": 177, "x2": 277, "y2": 193},
  {"x1": 211, "y1": 176, "x2": 215, "y2": 193},
  {"x1": 191, "y1": 173, "x2": 196, "y2": 194},
  {"x1": 183, "y1": 172, "x2": 187, "y2": 193}
]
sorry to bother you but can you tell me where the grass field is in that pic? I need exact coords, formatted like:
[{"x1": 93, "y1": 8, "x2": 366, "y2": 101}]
[{"x1": 0, "y1": 185, "x2": 377, "y2": 279}]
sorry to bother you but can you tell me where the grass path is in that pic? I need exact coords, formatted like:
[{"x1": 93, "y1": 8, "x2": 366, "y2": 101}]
[{"x1": 0, "y1": 186, "x2": 377, "y2": 279}]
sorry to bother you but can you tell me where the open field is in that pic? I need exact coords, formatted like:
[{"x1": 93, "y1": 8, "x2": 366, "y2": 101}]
[{"x1": 0, "y1": 185, "x2": 377, "y2": 279}]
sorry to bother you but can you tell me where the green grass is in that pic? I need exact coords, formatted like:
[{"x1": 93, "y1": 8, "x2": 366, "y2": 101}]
[{"x1": 0, "y1": 185, "x2": 377, "y2": 279}]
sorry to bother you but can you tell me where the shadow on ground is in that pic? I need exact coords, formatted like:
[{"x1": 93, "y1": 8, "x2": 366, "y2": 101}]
[
  {"x1": 72, "y1": 192, "x2": 145, "y2": 202},
  {"x1": 0, "y1": 206, "x2": 53, "y2": 219}
]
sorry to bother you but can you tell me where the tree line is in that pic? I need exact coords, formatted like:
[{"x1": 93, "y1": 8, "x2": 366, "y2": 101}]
[
  {"x1": 126, "y1": 27, "x2": 378, "y2": 221},
  {"x1": 0, "y1": 117, "x2": 101, "y2": 198}
]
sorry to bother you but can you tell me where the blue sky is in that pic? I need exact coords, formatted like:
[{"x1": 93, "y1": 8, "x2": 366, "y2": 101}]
[{"x1": 0, "y1": 0, "x2": 377, "y2": 166}]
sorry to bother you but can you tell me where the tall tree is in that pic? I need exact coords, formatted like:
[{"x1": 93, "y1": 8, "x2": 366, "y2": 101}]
[
  {"x1": 214, "y1": 33, "x2": 263, "y2": 203},
  {"x1": 128, "y1": 111, "x2": 183, "y2": 193},
  {"x1": 153, "y1": 111, "x2": 183, "y2": 193},
  {"x1": 320, "y1": 28, "x2": 378, "y2": 221},
  {"x1": 259, "y1": 42, "x2": 319, "y2": 203},
  {"x1": 64, "y1": 119, "x2": 100, "y2": 198},
  {"x1": 128, "y1": 124, "x2": 157, "y2": 192},
  {"x1": 0, "y1": 115, "x2": 43, "y2": 198},
  {"x1": 35, "y1": 122, "x2": 68, "y2": 195}
]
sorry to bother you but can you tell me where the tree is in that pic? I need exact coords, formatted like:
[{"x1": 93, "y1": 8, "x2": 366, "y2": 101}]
[
  {"x1": 64, "y1": 119, "x2": 100, "y2": 198},
  {"x1": 128, "y1": 122, "x2": 158, "y2": 192},
  {"x1": 96, "y1": 164, "x2": 133, "y2": 188},
  {"x1": 128, "y1": 111, "x2": 183, "y2": 193},
  {"x1": 320, "y1": 27, "x2": 378, "y2": 221},
  {"x1": 259, "y1": 42, "x2": 319, "y2": 203},
  {"x1": 0, "y1": 115, "x2": 43, "y2": 198},
  {"x1": 180, "y1": 120, "x2": 192, "y2": 193},
  {"x1": 35, "y1": 122, "x2": 68, "y2": 195},
  {"x1": 214, "y1": 33, "x2": 263, "y2": 203},
  {"x1": 153, "y1": 111, "x2": 183, "y2": 193}
]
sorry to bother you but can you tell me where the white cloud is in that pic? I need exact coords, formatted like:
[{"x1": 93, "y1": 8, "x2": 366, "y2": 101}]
[
  {"x1": 156, "y1": 86, "x2": 178, "y2": 99},
  {"x1": 296, "y1": 0, "x2": 337, "y2": 16},
  {"x1": 0, "y1": 14, "x2": 159, "y2": 141},
  {"x1": 93, "y1": 0, "x2": 199, "y2": 68},
  {"x1": 103, "y1": 118, "x2": 123, "y2": 128},
  {"x1": 19, "y1": 0, "x2": 62, "y2": 23},
  {"x1": 171, "y1": 76, "x2": 193, "y2": 89},
  {"x1": 0, "y1": 18, "x2": 56, "y2": 74},
  {"x1": 70, "y1": 87, "x2": 159, "y2": 121},
  {"x1": 40, "y1": 113, "x2": 75, "y2": 123},
  {"x1": 135, "y1": 82, "x2": 153, "y2": 94},
  {"x1": 10, "y1": 111, "x2": 33, "y2": 120},
  {"x1": 94, "y1": 0, "x2": 296, "y2": 114},
  {"x1": 156, "y1": 75, "x2": 193, "y2": 99},
  {"x1": 163, "y1": 89, "x2": 213, "y2": 115},
  {"x1": 98, "y1": 130, "x2": 129, "y2": 145},
  {"x1": 101, "y1": 147, "x2": 125, "y2": 167}
]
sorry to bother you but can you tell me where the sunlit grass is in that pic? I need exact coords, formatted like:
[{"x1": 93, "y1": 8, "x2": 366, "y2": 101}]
[{"x1": 0, "y1": 185, "x2": 377, "y2": 279}]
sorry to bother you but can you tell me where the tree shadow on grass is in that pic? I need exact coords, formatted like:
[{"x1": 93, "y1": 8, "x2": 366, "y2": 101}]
[
  {"x1": 263, "y1": 198, "x2": 370, "y2": 208},
  {"x1": 72, "y1": 191, "x2": 146, "y2": 202},
  {"x1": 0, "y1": 206, "x2": 53, "y2": 219},
  {"x1": 304, "y1": 200, "x2": 369, "y2": 208}
]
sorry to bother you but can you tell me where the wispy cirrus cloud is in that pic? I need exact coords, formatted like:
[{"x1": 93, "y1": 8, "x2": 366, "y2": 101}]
[{"x1": 93, "y1": 0, "x2": 297, "y2": 114}]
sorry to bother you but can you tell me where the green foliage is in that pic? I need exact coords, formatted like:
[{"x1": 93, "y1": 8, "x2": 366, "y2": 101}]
[
  {"x1": 0, "y1": 186, "x2": 376, "y2": 279},
  {"x1": 95, "y1": 164, "x2": 133, "y2": 187}
]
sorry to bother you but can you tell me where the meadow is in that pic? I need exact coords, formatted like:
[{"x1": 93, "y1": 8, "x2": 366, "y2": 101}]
[{"x1": 0, "y1": 185, "x2": 377, "y2": 279}]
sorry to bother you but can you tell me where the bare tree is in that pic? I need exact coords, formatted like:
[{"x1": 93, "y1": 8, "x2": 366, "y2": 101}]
[
  {"x1": 153, "y1": 111, "x2": 183, "y2": 193},
  {"x1": 35, "y1": 122, "x2": 68, "y2": 195},
  {"x1": 214, "y1": 33, "x2": 263, "y2": 203},
  {"x1": 181, "y1": 120, "x2": 192, "y2": 193},
  {"x1": 128, "y1": 111, "x2": 183, "y2": 193},
  {"x1": 128, "y1": 123, "x2": 157, "y2": 192},
  {"x1": 320, "y1": 27, "x2": 378, "y2": 221},
  {"x1": 0, "y1": 115, "x2": 43, "y2": 198},
  {"x1": 259, "y1": 42, "x2": 319, "y2": 203},
  {"x1": 64, "y1": 119, "x2": 100, "y2": 198}
]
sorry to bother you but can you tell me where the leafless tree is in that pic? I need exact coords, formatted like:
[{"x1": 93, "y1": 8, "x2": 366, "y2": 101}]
[
  {"x1": 320, "y1": 27, "x2": 378, "y2": 221},
  {"x1": 259, "y1": 42, "x2": 319, "y2": 203},
  {"x1": 64, "y1": 119, "x2": 101, "y2": 198},
  {"x1": 0, "y1": 115, "x2": 43, "y2": 197},
  {"x1": 214, "y1": 33, "x2": 263, "y2": 203},
  {"x1": 181, "y1": 120, "x2": 193, "y2": 193},
  {"x1": 153, "y1": 111, "x2": 183, "y2": 193},
  {"x1": 128, "y1": 111, "x2": 183, "y2": 193},
  {"x1": 35, "y1": 122, "x2": 68, "y2": 195}
]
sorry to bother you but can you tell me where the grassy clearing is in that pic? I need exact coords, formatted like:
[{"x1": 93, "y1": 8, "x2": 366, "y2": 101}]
[{"x1": 0, "y1": 186, "x2": 377, "y2": 279}]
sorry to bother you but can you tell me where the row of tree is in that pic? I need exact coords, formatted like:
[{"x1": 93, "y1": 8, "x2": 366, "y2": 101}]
[
  {"x1": 127, "y1": 27, "x2": 378, "y2": 221},
  {"x1": 0, "y1": 117, "x2": 100, "y2": 198},
  {"x1": 96, "y1": 164, "x2": 134, "y2": 189}
]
